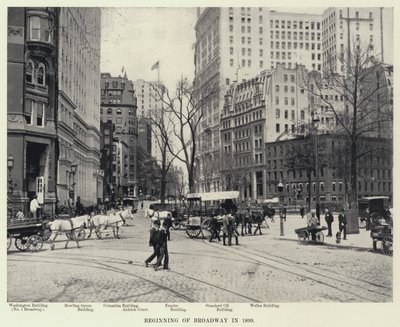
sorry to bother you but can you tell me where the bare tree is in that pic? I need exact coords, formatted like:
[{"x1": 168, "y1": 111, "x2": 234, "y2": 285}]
[
  {"x1": 304, "y1": 44, "x2": 393, "y2": 203},
  {"x1": 147, "y1": 105, "x2": 181, "y2": 203},
  {"x1": 150, "y1": 78, "x2": 219, "y2": 193}
]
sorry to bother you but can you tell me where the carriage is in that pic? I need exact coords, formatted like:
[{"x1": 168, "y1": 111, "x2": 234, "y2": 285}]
[
  {"x1": 369, "y1": 212, "x2": 393, "y2": 256},
  {"x1": 7, "y1": 217, "x2": 50, "y2": 252},
  {"x1": 358, "y1": 196, "x2": 391, "y2": 229},
  {"x1": 184, "y1": 191, "x2": 240, "y2": 238},
  {"x1": 295, "y1": 225, "x2": 328, "y2": 244},
  {"x1": 122, "y1": 197, "x2": 139, "y2": 213}
]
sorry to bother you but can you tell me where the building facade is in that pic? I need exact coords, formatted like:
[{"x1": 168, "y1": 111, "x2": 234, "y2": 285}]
[
  {"x1": 264, "y1": 135, "x2": 392, "y2": 206},
  {"x1": 269, "y1": 11, "x2": 322, "y2": 71},
  {"x1": 100, "y1": 73, "x2": 138, "y2": 198},
  {"x1": 219, "y1": 64, "x2": 310, "y2": 199},
  {"x1": 133, "y1": 79, "x2": 164, "y2": 162},
  {"x1": 7, "y1": 7, "x2": 59, "y2": 215},
  {"x1": 57, "y1": 8, "x2": 102, "y2": 207},
  {"x1": 321, "y1": 7, "x2": 393, "y2": 73},
  {"x1": 100, "y1": 121, "x2": 113, "y2": 203}
]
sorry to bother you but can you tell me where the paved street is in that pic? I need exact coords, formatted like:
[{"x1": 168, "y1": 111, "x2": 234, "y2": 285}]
[{"x1": 7, "y1": 203, "x2": 392, "y2": 303}]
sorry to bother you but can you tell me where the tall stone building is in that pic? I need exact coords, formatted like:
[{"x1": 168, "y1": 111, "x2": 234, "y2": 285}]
[
  {"x1": 133, "y1": 79, "x2": 164, "y2": 162},
  {"x1": 321, "y1": 8, "x2": 393, "y2": 72},
  {"x1": 100, "y1": 73, "x2": 138, "y2": 198},
  {"x1": 7, "y1": 7, "x2": 59, "y2": 214},
  {"x1": 219, "y1": 64, "x2": 309, "y2": 199},
  {"x1": 57, "y1": 8, "x2": 102, "y2": 206}
]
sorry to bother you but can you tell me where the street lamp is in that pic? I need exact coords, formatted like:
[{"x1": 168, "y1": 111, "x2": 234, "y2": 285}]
[
  {"x1": 277, "y1": 179, "x2": 285, "y2": 236},
  {"x1": 70, "y1": 162, "x2": 78, "y2": 200},
  {"x1": 312, "y1": 115, "x2": 321, "y2": 220}
]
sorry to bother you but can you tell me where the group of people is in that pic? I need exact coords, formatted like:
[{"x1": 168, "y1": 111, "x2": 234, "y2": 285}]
[
  {"x1": 209, "y1": 209, "x2": 239, "y2": 246},
  {"x1": 304, "y1": 207, "x2": 348, "y2": 241}
]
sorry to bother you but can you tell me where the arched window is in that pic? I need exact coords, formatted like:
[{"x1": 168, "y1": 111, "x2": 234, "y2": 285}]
[
  {"x1": 26, "y1": 60, "x2": 34, "y2": 83},
  {"x1": 37, "y1": 64, "x2": 45, "y2": 85}
]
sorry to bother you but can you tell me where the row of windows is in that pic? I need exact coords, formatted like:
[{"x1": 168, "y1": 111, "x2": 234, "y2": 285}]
[
  {"x1": 271, "y1": 41, "x2": 321, "y2": 51},
  {"x1": 234, "y1": 110, "x2": 263, "y2": 127},
  {"x1": 101, "y1": 108, "x2": 135, "y2": 115},
  {"x1": 275, "y1": 97, "x2": 297, "y2": 106},
  {"x1": 271, "y1": 31, "x2": 321, "y2": 41},
  {"x1": 104, "y1": 81, "x2": 125, "y2": 89},
  {"x1": 270, "y1": 19, "x2": 321, "y2": 30},
  {"x1": 276, "y1": 123, "x2": 295, "y2": 133},
  {"x1": 229, "y1": 59, "x2": 264, "y2": 69},
  {"x1": 275, "y1": 109, "x2": 301, "y2": 120}
]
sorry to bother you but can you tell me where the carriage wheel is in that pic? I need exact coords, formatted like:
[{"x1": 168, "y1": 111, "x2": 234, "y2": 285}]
[
  {"x1": 315, "y1": 231, "x2": 325, "y2": 244},
  {"x1": 28, "y1": 235, "x2": 43, "y2": 251},
  {"x1": 77, "y1": 229, "x2": 86, "y2": 241},
  {"x1": 15, "y1": 237, "x2": 30, "y2": 251},
  {"x1": 7, "y1": 232, "x2": 12, "y2": 251},
  {"x1": 381, "y1": 236, "x2": 393, "y2": 256},
  {"x1": 359, "y1": 218, "x2": 367, "y2": 229},
  {"x1": 201, "y1": 218, "x2": 212, "y2": 239},
  {"x1": 298, "y1": 231, "x2": 309, "y2": 244},
  {"x1": 186, "y1": 226, "x2": 201, "y2": 238}
]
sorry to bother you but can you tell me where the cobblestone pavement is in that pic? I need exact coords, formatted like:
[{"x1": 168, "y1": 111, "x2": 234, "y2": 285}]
[{"x1": 7, "y1": 204, "x2": 392, "y2": 303}]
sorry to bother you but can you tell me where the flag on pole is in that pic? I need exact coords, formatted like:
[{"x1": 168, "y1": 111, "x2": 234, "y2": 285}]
[{"x1": 151, "y1": 61, "x2": 159, "y2": 71}]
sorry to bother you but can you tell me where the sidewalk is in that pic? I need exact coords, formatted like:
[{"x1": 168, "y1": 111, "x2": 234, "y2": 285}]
[{"x1": 268, "y1": 213, "x2": 374, "y2": 252}]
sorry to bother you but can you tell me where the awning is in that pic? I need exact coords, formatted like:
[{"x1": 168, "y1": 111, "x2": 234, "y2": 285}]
[
  {"x1": 263, "y1": 197, "x2": 280, "y2": 204},
  {"x1": 186, "y1": 191, "x2": 240, "y2": 201}
]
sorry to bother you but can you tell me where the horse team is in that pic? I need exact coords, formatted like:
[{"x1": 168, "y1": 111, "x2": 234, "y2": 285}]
[{"x1": 46, "y1": 208, "x2": 134, "y2": 250}]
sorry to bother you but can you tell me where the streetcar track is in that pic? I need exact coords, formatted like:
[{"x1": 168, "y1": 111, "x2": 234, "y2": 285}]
[
  {"x1": 239, "y1": 245, "x2": 392, "y2": 291},
  {"x1": 10, "y1": 253, "x2": 262, "y2": 302},
  {"x1": 200, "y1": 239, "x2": 391, "y2": 301},
  {"x1": 9, "y1": 256, "x2": 196, "y2": 302}
]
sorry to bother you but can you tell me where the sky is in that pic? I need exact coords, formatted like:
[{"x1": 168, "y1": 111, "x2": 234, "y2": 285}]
[
  {"x1": 100, "y1": 8, "x2": 197, "y2": 91},
  {"x1": 100, "y1": 7, "x2": 327, "y2": 91}
]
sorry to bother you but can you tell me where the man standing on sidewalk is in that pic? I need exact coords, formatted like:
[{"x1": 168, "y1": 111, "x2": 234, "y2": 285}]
[
  {"x1": 338, "y1": 208, "x2": 347, "y2": 240},
  {"x1": 325, "y1": 209, "x2": 334, "y2": 237}
]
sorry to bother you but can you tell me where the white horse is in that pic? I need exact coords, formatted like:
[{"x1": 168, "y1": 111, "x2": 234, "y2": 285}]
[
  {"x1": 47, "y1": 215, "x2": 90, "y2": 250},
  {"x1": 88, "y1": 210, "x2": 130, "y2": 239}
]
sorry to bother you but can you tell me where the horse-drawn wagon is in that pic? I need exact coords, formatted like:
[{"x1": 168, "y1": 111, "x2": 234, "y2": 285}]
[
  {"x1": 184, "y1": 191, "x2": 240, "y2": 238},
  {"x1": 7, "y1": 217, "x2": 49, "y2": 252}
]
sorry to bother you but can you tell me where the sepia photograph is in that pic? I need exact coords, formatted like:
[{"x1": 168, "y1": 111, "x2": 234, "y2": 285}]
[{"x1": 5, "y1": 2, "x2": 395, "y2": 314}]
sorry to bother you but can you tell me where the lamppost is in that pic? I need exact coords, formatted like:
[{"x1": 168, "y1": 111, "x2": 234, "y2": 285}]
[
  {"x1": 278, "y1": 179, "x2": 284, "y2": 236},
  {"x1": 313, "y1": 115, "x2": 321, "y2": 220},
  {"x1": 70, "y1": 162, "x2": 78, "y2": 202},
  {"x1": 7, "y1": 154, "x2": 15, "y2": 218}
]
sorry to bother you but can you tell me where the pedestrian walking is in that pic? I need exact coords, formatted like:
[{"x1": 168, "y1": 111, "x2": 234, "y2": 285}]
[
  {"x1": 324, "y1": 208, "x2": 334, "y2": 237},
  {"x1": 222, "y1": 210, "x2": 232, "y2": 246},
  {"x1": 209, "y1": 215, "x2": 221, "y2": 242},
  {"x1": 154, "y1": 225, "x2": 169, "y2": 271},
  {"x1": 239, "y1": 209, "x2": 247, "y2": 236},
  {"x1": 253, "y1": 212, "x2": 263, "y2": 235},
  {"x1": 144, "y1": 220, "x2": 160, "y2": 267},
  {"x1": 338, "y1": 208, "x2": 347, "y2": 240},
  {"x1": 246, "y1": 209, "x2": 253, "y2": 235},
  {"x1": 228, "y1": 211, "x2": 239, "y2": 245},
  {"x1": 365, "y1": 208, "x2": 371, "y2": 231},
  {"x1": 30, "y1": 195, "x2": 41, "y2": 219},
  {"x1": 141, "y1": 201, "x2": 144, "y2": 210},
  {"x1": 164, "y1": 212, "x2": 173, "y2": 241},
  {"x1": 300, "y1": 205, "x2": 305, "y2": 219}
]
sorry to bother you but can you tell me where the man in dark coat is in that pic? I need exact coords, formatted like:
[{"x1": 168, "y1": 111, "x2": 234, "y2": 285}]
[
  {"x1": 325, "y1": 209, "x2": 334, "y2": 237},
  {"x1": 145, "y1": 220, "x2": 160, "y2": 267},
  {"x1": 154, "y1": 225, "x2": 169, "y2": 271},
  {"x1": 164, "y1": 213, "x2": 173, "y2": 241},
  {"x1": 209, "y1": 215, "x2": 221, "y2": 242},
  {"x1": 338, "y1": 209, "x2": 347, "y2": 240},
  {"x1": 300, "y1": 205, "x2": 305, "y2": 219}
]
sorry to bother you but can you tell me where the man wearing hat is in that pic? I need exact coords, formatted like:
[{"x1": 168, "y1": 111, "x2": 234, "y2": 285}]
[
  {"x1": 145, "y1": 219, "x2": 160, "y2": 267},
  {"x1": 324, "y1": 208, "x2": 334, "y2": 237},
  {"x1": 338, "y1": 208, "x2": 347, "y2": 240}
]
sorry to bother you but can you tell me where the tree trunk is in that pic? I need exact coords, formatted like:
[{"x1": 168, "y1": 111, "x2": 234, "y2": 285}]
[
  {"x1": 350, "y1": 132, "x2": 358, "y2": 205},
  {"x1": 307, "y1": 171, "x2": 312, "y2": 211}
]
